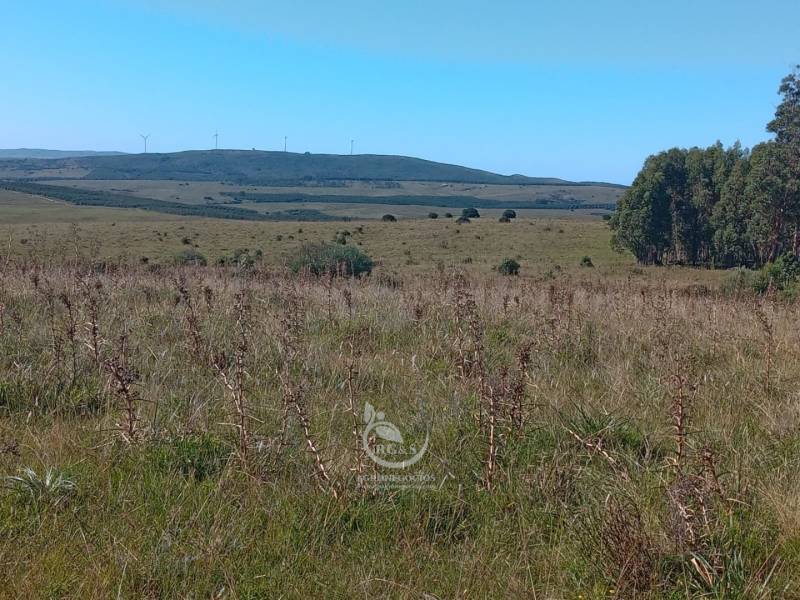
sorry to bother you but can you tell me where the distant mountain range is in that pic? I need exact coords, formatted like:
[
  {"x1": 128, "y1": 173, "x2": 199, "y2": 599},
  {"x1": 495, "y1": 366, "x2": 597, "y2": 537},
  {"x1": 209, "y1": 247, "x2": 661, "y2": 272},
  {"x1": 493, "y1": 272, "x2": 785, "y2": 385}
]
[
  {"x1": 0, "y1": 149, "x2": 127, "y2": 159},
  {"x1": 0, "y1": 149, "x2": 625, "y2": 188}
]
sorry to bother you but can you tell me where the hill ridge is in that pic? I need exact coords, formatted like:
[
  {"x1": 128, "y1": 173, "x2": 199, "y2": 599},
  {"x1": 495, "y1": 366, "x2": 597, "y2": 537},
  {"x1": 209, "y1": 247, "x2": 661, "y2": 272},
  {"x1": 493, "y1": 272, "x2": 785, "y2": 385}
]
[{"x1": 0, "y1": 149, "x2": 626, "y2": 188}]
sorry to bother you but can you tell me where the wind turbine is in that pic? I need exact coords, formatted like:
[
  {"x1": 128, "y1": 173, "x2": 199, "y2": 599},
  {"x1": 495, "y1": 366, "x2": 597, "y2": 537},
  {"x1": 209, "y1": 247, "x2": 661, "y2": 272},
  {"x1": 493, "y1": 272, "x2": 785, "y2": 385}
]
[
  {"x1": 350, "y1": 139, "x2": 354, "y2": 155},
  {"x1": 140, "y1": 134, "x2": 150, "y2": 154},
  {"x1": 284, "y1": 136, "x2": 288, "y2": 152},
  {"x1": 214, "y1": 131, "x2": 219, "y2": 150}
]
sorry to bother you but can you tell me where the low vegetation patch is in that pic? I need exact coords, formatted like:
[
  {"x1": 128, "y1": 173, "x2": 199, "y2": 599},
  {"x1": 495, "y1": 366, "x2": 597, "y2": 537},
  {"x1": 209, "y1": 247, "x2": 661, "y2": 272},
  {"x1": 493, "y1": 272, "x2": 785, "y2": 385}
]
[{"x1": 289, "y1": 242, "x2": 374, "y2": 276}]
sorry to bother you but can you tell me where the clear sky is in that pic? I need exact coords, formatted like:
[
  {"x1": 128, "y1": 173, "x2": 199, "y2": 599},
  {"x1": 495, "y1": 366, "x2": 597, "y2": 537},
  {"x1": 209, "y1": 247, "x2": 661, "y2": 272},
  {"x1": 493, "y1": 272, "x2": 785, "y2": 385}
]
[{"x1": 2, "y1": 0, "x2": 798, "y2": 184}]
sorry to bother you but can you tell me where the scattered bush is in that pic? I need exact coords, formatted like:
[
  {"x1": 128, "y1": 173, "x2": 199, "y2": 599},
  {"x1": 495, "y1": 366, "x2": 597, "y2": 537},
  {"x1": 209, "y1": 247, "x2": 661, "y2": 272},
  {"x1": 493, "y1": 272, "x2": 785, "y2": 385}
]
[
  {"x1": 456, "y1": 217, "x2": 471, "y2": 224},
  {"x1": 753, "y1": 254, "x2": 800, "y2": 296},
  {"x1": 497, "y1": 257, "x2": 520, "y2": 276},
  {"x1": 502, "y1": 209, "x2": 517, "y2": 219},
  {"x1": 462, "y1": 207, "x2": 480, "y2": 219},
  {"x1": 290, "y1": 243, "x2": 374, "y2": 277},
  {"x1": 580, "y1": 255, "x2": 594, "y2": 268},
  {"x1": 428, "y1": 212, "x2": 439, "y2": 219},
  {"x1": 382, "y1": 214, "x2": 397, "y2": 222},
  {"x1": 444, "y1": 212, "x2": 453, "y2": 218},
  {"x1": 217, "y1": 248, "x2": 262, "y2": 269},
  {"x1": 174, "y1": 249, "x2": 207, "y2": 266}
]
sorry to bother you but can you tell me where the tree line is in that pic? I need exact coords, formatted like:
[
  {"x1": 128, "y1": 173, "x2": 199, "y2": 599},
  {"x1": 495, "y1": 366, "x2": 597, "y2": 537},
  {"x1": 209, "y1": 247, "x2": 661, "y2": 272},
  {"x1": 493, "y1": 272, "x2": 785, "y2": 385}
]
[{"x1": 611, "y1": 67, "x2": 800, "y2": 267}]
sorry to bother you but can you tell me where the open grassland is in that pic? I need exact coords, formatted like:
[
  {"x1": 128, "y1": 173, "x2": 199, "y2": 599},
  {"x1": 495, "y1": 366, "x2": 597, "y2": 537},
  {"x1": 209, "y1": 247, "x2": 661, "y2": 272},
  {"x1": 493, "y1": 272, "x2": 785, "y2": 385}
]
[
  {"x1": 0, "y1": 189, "x2": 183, "y2": 224},
  {"x1": 0, "y1": 188, "x2": 711, "y2": 287},
  {"x1": 43, "y1": 178, "x2": 623, "y2": 207},
  {"x1": 0, "y1": 187, "x2": 620, "y2": 271},
  {"x1": 0, "y1": 257, "x2": 798, "y2": 598},
  {"x1": 5, "y1": 216, "x2": 628, "y2": 274}
]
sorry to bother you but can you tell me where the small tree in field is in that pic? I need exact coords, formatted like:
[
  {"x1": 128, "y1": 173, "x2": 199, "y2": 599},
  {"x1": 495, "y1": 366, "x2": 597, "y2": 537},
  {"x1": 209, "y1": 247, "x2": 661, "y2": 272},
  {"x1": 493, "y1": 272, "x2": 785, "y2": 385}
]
[
  {"x1": 462, "y1": 207, "x2": 480, "y2": 219},
  {"x1": 502, "y1": 209, "x2": 517, "y2": 220},
  {"x1": 497, "y1": 258, "x2": 520, "y2": 276},
  {"x1": 381, "y1": 214, "x2": 397, "y2": 222}
]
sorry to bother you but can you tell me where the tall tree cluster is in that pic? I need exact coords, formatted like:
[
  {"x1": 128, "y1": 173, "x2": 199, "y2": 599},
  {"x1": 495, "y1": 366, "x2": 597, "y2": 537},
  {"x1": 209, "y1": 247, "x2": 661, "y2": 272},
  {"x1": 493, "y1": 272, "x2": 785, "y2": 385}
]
[{"x1": 611, "y1": 67, "x2": 800, "y2": 267}]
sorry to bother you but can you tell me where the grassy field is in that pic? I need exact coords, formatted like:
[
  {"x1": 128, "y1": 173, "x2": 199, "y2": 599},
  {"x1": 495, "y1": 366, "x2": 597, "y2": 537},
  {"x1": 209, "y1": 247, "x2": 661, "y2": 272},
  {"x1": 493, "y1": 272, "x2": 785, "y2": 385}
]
[
  {"x1": 0, "y1": 257, "x2": 797, "y2": 598},
  {"x1": 0, "y1": 187, "x2": 625, "y2": 271},
  {"x1": 3, "y1": 188, "x2": 793, "y2": 598},
  {"x1": 43, "y1": 179, "x2": 624, "y2": 206}
]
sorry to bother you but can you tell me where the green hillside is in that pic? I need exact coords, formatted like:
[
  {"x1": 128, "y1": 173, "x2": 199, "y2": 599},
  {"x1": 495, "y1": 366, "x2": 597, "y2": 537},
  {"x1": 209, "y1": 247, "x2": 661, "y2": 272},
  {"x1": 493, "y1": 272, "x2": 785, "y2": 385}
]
[{"x1": 0, "y1": 149, "x2": 626, "y2": 187}]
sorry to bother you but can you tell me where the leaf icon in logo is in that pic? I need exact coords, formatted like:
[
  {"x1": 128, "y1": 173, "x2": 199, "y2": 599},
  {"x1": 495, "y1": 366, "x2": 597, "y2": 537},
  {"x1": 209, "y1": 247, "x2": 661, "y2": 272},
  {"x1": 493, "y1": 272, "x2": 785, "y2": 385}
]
[
  {"x1": 374, "y1": 423, "x2": 404, "y2": 443},
  {"x1": 363, "y1": 401, "x2": 376, "y2": 425}
]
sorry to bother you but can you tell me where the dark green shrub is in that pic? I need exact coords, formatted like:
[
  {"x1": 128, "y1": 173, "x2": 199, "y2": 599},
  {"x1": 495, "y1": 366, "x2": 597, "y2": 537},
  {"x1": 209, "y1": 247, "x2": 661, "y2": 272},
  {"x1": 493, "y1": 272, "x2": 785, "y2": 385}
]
[
  {"x1": 502, "y1": 209, "x2": 516, "y2": 219},
  {"x1": 753, "y1": 254, "x2": 800, "y2": 296},
  {"x1": 174, "y1": 249, "x2": 207, "y2": 266},
  {"x1": 428, "y1": 212, "x2": 439, "y2": 219},
  {"x1": 381, "y1": 214, "x2": 397, "y2": 222},
  {"x1": 217, "y1": 248, "x2": 262, "y2": 269},
  {"x1": 497, "y1": 257, "x2": 520, "y2": 276},
  {"x1": 455, "y1": 216, "x2": 471, "y2": 224},
  {"x1": 290, "y1": 243, "x2": 374, "y2": 277},
  {"x1": 462, "y1": 207, "x2": 480, "y2": 219},
  {"x1": 580, "y1": 255, "x2": 594, "y2": 268},
  {"x1": 444, "y1": 212, "x2": 453, "y2": 218}
]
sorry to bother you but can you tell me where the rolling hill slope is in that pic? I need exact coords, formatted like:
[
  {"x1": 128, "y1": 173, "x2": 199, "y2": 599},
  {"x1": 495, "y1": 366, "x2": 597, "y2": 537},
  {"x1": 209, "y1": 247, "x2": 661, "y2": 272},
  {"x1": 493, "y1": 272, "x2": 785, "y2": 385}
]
[{"x1": 0, "y1": 149, "x2": 625, "y2": 188}]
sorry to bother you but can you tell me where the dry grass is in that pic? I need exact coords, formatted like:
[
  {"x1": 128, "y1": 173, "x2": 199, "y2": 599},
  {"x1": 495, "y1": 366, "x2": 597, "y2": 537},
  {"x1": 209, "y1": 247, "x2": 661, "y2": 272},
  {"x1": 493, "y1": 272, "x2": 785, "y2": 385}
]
[{"x1": 0, "y1": 247, "x2": 798, "y2": 597}]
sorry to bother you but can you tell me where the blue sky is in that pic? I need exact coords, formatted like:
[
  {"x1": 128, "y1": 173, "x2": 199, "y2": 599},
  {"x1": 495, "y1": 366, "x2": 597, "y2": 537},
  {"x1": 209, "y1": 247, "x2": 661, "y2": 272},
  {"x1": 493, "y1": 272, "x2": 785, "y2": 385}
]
[{"x1": 2, "y1": 1, "x2": 798, "y2": 184}]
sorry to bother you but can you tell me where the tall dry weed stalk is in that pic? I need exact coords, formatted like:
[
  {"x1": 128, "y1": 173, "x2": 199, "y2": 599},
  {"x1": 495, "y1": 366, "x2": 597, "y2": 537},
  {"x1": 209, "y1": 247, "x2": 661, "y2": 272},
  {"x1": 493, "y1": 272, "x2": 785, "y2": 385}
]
[
  {"x1": 278, "y1": 284, "x2": 337, "y2": 497},
  {"x1": 104, "y1": 334, "x2": 141, "y2": 442},
  {"x1": 77, "y1": 274, "x2": 104, "y2": 370},
  {"x1": 175, "y1": 277, "x2": 208, "y2": 364},
  {"x1": 342, "y1": 335, "x2": 366, "y2": 487},
  {"x1": 483, "y1": 381, "x2": 499, "y2": 491},
  {"x1": 508, "y1": 341, "x2": 532, "y2": 434},
  {"x1": 451, "y1": 275, "x2": 485, "y2": 385},
  {"x1": 35, "y1": 276, "x2": 65, "y2": 375},
  {"x1": 669, "y1": 367, "x2": 694, "y2": 474},
  {"x1": 58, "y1": 289, "x2": 79, "y2": 382},
  {"x1": 212, "y1": 291, "x2": 253, "y2": 462}
]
